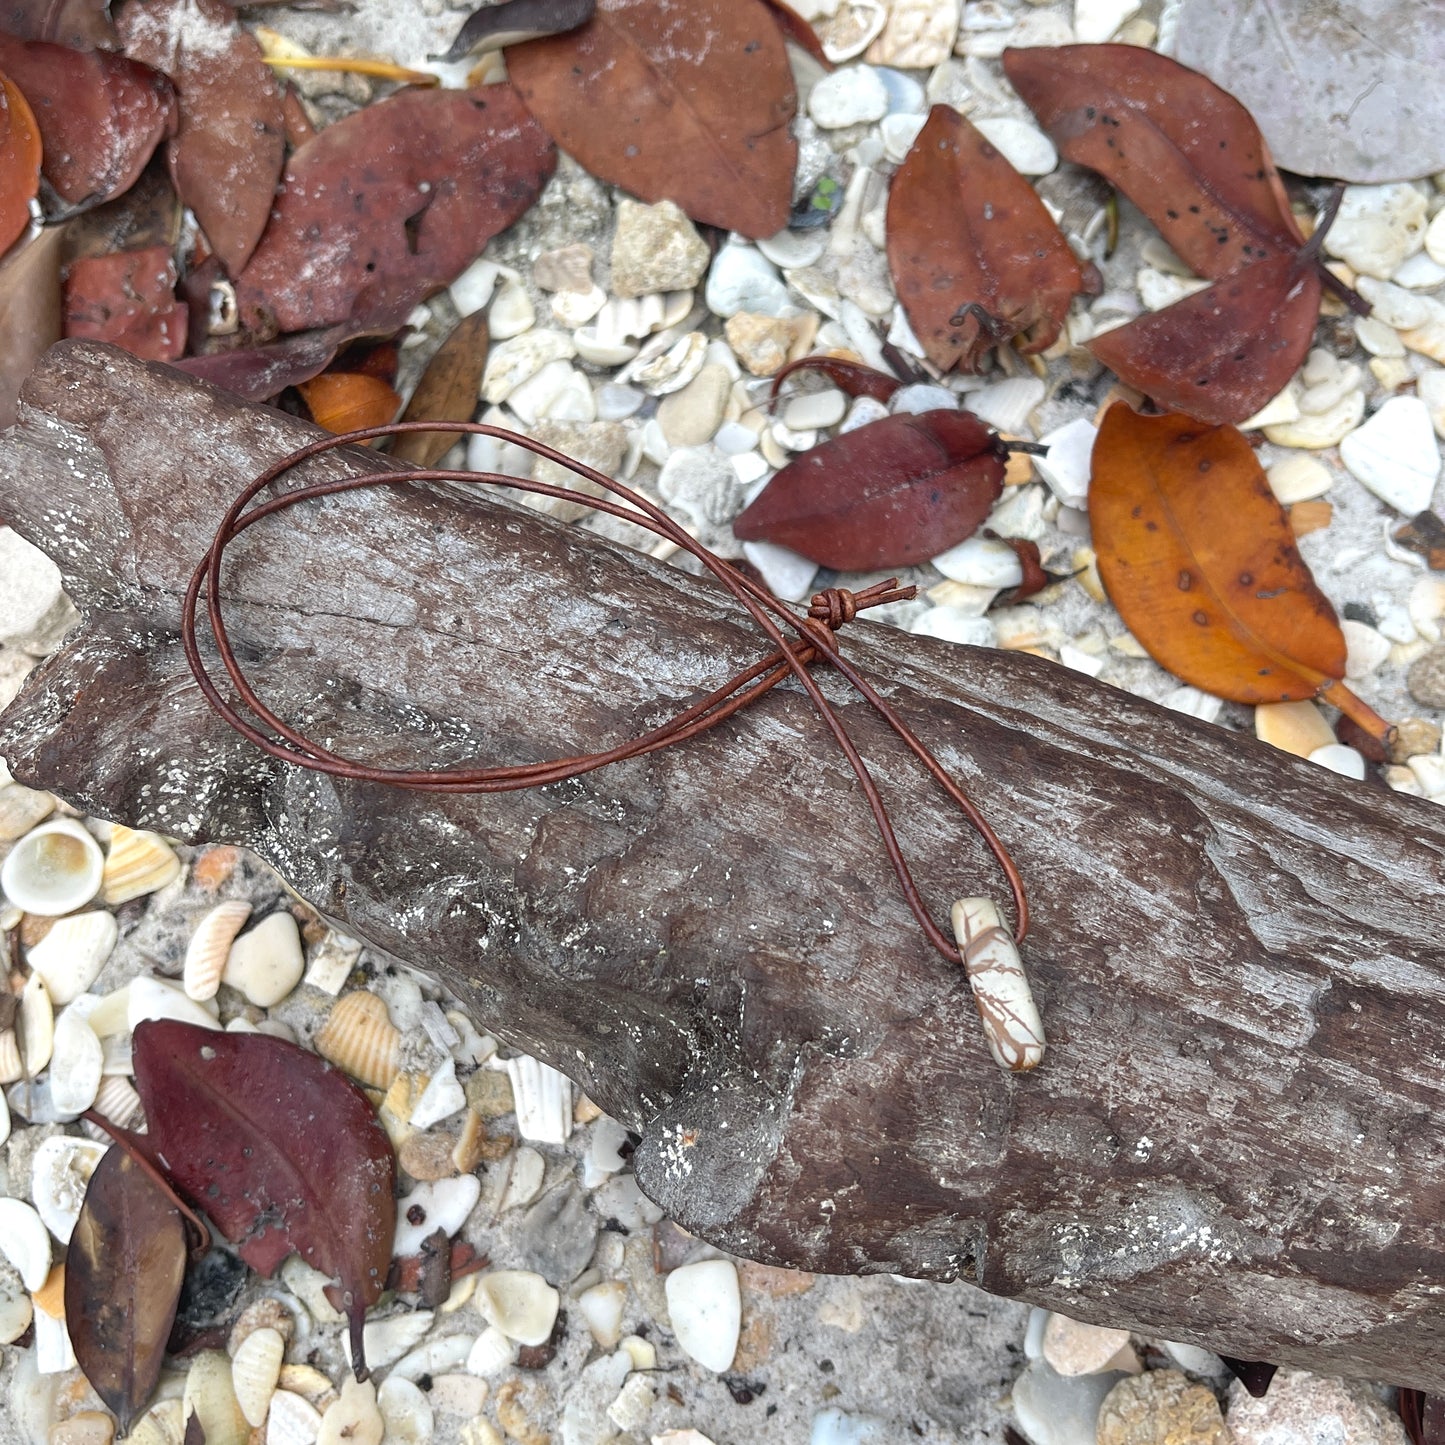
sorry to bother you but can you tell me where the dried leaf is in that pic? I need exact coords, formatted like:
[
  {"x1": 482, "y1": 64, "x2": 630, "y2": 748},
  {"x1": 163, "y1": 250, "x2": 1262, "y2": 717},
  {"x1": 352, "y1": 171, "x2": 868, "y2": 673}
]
[
  {"x1": 438, "y1": 0, "x2": 595, "y2": 62},
  {"x1": 1089, "y1": 404, "x2": 1387, "y2": 737},
  {"x1": 886, "y1": 105, "x2": 1085, "y2": 373},
  {"x1": 392, "y1": 311, "x2": 490, "y2": 466},
  {"x1": 0, "y1": 36, "x2": 175, "y2": 210},
  {"x1": 758, "y1": 0, "x2": 831, "y2": 70},
  {"x1": 1087, "y1": 251, "x2": 1321, "y2": 427},
  {"x1": 507, "y1": 0, "x2": 796, "y2": 239},
  {"x1": 62, "y1": 159, "x2": 182, "y2": 263},
  {"x1": 1002, "y1": 44, "x2": 1303, "y2": 281},
  {"x1": 769, "y1": 354, "x2": 900, "y2": 406},
  {"x1": 1399, "y1": 1387, "x2": 1445, "y2": 1445},
  {"x1": 0, "y1": 221, "x2": 63, "y2": 428},
  {"x1": 66, "y1": 1144, "x2": 187, "y2": 1435},
  {"x1": 0, "y1": 67, "x2": 42, "y2": 254},
  {"x1": 117, "y1": 0, "x2": 286, "y2": 277},
  {"x1": 63, "y1": 243, "x2": 188, "y2": 361},
  {"x1": 235, "y1": 85, "x2": 554, "y2": 334},
  {"x1": 172, "y1": 324, "x2": 357, "y2": 401},
  {"x1": 1219, "y1": 1356, "x2": 1278, "y2": 1397},
  {"x1": 297, "y1": 372, "x2": 401, "y2": 436},
  {"x1": 732, "y1": 409, "x2": 1008, "y2": 570},
  {"x1": 0, "y1": 0, "x2": 114, "y2": 48},
  {"x1": 131, "y1": 1020, "x2": 397, "y2": 1376}
]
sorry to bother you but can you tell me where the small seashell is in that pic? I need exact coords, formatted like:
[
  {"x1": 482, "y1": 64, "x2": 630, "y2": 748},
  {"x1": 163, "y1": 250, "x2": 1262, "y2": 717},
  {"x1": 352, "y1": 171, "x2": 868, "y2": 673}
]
[
  {"x1": 498, "y1": 1145, "x2": 546, "y2": 1214},
  {"x1": 26, "y1": 910, "x2": 118, "y2": 1006},
  {"x1": 31, "y1": 1136, "x2": 107, "y2": 1244},
  {"x1": 578, "y1": 1280, "x2": 627, "y2": 1349},
  {"x1": 128, "y1": 975, "x2": 222, "y2": 1033},
  {"x1": 393, "y1": 1174, "x2": 482, "y2": 1256},
  {"x1": 184, "y1": 900, "x2": 253, "y2": 1001},
  {"x1": 33, "y1": 1301, "x2": 75, "y2": 1372},
  {"x1": 377, "y1": 1376, "x2": 434, "y2": 1445},
  {"x1": 102, "y1": 826, "x2": 181, "y2": 906},
  {"x1": 474, "y1": 1270, "x2": 560, "y2": 1346},
  {"x1": 389, "y1": 1333, "x2": 475, "y2": 1382},
  {"x1": 317, "y1": 1376, "x2": 383, "y2": 1445},
  {"x1": 223, "y1": 911, "x2": 305, "y2": 1008},
  {"x1": 1, "y1": 818, "x2": 104, "y2": 916},
  {"x1": 20, "y1": 970, "x2": 54, "y2": 1076},
  {"x1": 664, "y1": 1259, "x2": 740, "y2": 1373},
  {"x1": 0, "y1": 1084, "x2": 9, "y2": 1146},
  {"x1": 633, "y1": 331, "x2": 708, "y2": 396},
  {"x1": 0, "y1": 1259, "x2": 31, "y2": 1343},
  {"x1": 228, "y1": 1296, "x2": 298, "y2": 1358},
  {"x1": 128, "y1": 1399, "x2": 187, "y2": 1445},
  {"x1": 48, "y1": 1007, "x2": 104, "y2": 1115},
  {"x1": 345, "y1": 1311, "x2": 436, "y2": 1373},
  {"x1": 303, "y1": 928, "x2": 362, "y2": 996},
  {"x1": 0, "y1": 1028, "x2": 23, "y2": 1085},
  {"x1": 0, "y1": 1196, "x2": 53, "y2": 1289},
  {"x1": 231, "y1": 1325, "x2": 285, "y2": 1427},
  {"x1": 267, "y1": 1389, "x2": 324, "y2": 1445},
  {"x1": 184, "y1": 1349, "x2": 250, "y2": 1445},
  {"x1": 314, "y1": 991, "x2": 401, "y2": 1089},
  {"x1": 86, "y1": 1075, "x2": 146, "y2": 1139},
  {"x1": 278, "y1": 1362, "x2": 338, "y2": 1407},
  {"x1": 408, "y1": 1057, "x2": 466, "y2": 1131},
  {"x1": 464, "y1": 1325, "x2": 516, "y2": 1376},
  {"x1": 951, "y1": 897, "x2": 1045, "y2": 1072},
  {"x1": 504, "y1": 1056, "x2": 572, "y2": 1144}
]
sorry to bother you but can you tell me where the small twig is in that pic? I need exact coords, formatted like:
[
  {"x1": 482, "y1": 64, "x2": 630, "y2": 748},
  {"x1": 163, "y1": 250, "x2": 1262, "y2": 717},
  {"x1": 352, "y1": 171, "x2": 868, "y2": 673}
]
[{"x1": 263, "y1": 56, "x2": 439, "y2": 86}]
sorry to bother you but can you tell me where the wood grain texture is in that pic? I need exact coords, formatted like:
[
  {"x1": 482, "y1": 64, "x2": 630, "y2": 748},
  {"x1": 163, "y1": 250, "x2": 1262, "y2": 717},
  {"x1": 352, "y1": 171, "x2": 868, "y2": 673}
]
[{"x1": 4, "y1": 343, "x2": 1445, "y2": 1385}]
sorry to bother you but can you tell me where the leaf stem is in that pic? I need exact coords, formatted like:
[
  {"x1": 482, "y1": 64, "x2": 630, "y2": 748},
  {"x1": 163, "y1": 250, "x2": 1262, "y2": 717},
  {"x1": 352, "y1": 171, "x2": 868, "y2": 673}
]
[
  {"x1": 1317, "y1": 678, "x2": 1394, "y2": 743},
  {"x1": 1303, "y1": 184, "x2": 1371, "y2": 316},
  {"x1": 263, "y1": 56, "x2": 440, "y2": 87}
]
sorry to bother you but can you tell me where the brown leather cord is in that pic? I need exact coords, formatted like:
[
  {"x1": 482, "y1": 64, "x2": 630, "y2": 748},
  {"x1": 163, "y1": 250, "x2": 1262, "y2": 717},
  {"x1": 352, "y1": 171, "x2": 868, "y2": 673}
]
[{"x1": 182, "y1": 420, "x2": 1029, "y2": 959}]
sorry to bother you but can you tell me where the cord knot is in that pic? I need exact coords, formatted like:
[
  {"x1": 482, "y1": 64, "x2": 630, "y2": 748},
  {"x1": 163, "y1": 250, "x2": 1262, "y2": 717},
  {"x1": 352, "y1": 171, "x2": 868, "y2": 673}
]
[{"x1": 808, "y1": 587, "x2": 858, "y2": 632}]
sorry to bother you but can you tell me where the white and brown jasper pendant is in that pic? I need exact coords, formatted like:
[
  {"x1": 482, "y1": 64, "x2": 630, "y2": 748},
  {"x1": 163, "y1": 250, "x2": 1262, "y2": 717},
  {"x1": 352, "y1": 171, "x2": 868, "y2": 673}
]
[{"x1": 951, "y1": 897, "x2": 1045, "y2": 1072}]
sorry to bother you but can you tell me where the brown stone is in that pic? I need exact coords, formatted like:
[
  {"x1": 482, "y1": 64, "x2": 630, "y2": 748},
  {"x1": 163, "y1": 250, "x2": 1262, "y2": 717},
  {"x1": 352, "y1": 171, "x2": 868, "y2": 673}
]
[
  {"x1": 398, "y1": 1127, "x2": 460, "y2": 1181},
  {"x1": 466, "y1": 1070, "x2": 515, "y2": 1120},
  {"x1": 1096, "y1": 1370, "x2": 1228, "y2": 1445},
  {"x1": 1390, "y1": 715, "x2": 1443, "y2": 763}
]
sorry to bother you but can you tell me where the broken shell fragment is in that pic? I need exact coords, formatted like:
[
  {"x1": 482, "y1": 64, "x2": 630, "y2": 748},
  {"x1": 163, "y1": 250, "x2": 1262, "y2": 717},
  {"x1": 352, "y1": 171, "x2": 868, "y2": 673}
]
[
  {"x1": 231, "y1": 1324, "x2": 285, "y2": 1427},
  {"x1": 184, "y1": 1348, "x2": 251, "y2": 1445},
  {"x1": 19, "y1": 970, "x2": 54, "y2": 1076},
  {"x1": 46, "y1": 1006, "x2": 104, "y2": 1115},
  {"x1": 317, "y1": 1375, "x2": 384, "y2": 1445},
  {"x1": 102, "y1": 825, "x2": 182, "y2": 905},
  {"x1": 951, "y1": 898, "x2": 1045, "y2": 1072},
  {"x1": 314, "y1": 990, "x2": 402, "y2": 1089},
  {"x1": 473, "y1": 1270, "x2": 560, "y2": 1347},
  {"x1": 184, "y1": 899, "x2": 254, "y2": 1001},
  {"x1": 30, "y1": 1135, "x2": 107, "y2": 1244},
  {"x1": 25, "y1": 909, "x2": 118, "y2": 1005},
  {"x1": 0, "y1": 1261, "x2": 32, "y2": 1344},
  {"x1": 1, "y1": 817, "x2": 104, "y2": 915},
  {"x1": 504, "y1": 1055, "x2": 572, "y2": 1144},
  {"x1": 0, "y1": 1030, "x2": 20, "y2": 1085},
  {"x1": 0, "y1": 1196, "x2": 53, "y2": 1290}
]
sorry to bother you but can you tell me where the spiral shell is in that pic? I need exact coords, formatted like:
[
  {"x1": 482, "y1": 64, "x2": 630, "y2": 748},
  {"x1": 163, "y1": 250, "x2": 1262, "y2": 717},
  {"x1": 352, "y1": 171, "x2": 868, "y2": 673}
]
[
  {"x1": 183, "y1": 900, "x2": 253, "y2": 1001},
  {"x1": 314, "y1": 991, "x2": 401, "y2": 1089},
  {"x1": 231, "y1": 1324, "x2": 284, "y2": 1427},
  {"x1": 102, "y1": 825, "x2": 181, "y2": 905}
]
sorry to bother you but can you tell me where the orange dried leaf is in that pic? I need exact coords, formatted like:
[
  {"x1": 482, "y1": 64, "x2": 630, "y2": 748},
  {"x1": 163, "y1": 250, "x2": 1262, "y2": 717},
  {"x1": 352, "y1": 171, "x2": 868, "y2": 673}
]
[
  {"x1": 298, "y1": 372, "x2": 400, "y2": 436},
  {"x1": 1002, "y1": 43, "x2": 1302, "y2": 282},
  {"x1": 506, "y1": 0, "x2": 797, "y2": 239},
  {"x1": 1089, "y1": 404, "x2": 1387, "y2": 738},
  {"x1": 886, "y1": 105, "x2": 1085, "y2": 373},
  {"x1": 0, "y1": 68, "x2": 41, "y2": 254}
]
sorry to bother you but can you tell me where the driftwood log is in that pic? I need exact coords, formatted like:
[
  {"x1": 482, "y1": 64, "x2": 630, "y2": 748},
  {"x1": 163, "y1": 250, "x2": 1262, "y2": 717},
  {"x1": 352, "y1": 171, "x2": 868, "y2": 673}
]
[{"x1": 4, "y1": 342, "x2": 1445, "y2": 1389}]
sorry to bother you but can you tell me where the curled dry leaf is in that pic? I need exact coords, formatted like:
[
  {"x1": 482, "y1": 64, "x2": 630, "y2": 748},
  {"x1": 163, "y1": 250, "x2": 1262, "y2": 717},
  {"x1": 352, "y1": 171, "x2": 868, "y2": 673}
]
[
  {"x1": 174, "y1": 324, "x2": 357, "y2": 401},
  {"x1": 391, "y1": 311, "x2": 490, "y2": 467},
  {"x1": 0, "y1": 68, "x2": 42, "y2": 255},
  {"x1": 1, "y1": 0, "x2": 115, "y2": 48},
  {"x1": 0, "y1": 36, "x2": 176, "y2": 210},
  {"x1": 1088, "y1": 404, "x2": 1387, "y2": 738},
  {"x1": 63, "y1": 159, "x2": 182, "y2": 263},
  {"x1": 886, "y1": 105, "x2": 1086, "y2": 373},
  {"x1": 507, "y1": 0, "x2": 797, "y2": 239},
  {"x1": 769, "y1": 354, "x2": 900, "y2": 406},
  {"x1": 1002, "y1": 44, "x2": 1303, "y2": 281},
  {"x1": 63, "y1": 243, "x2": 188, "y2": 361},
  {"x1": 236, "y1": 85, "x2": 555, "y2": 335},
  {"x1": 733, "y1": 409, "x2": 1008, "y2": 570},
  {"x1": 131, "y1": 1020, "x2": 397, "y2": 1377},
  {"x1": 0, "y1": 221, "x2": 63, "y2": 428},
  {"x1": 297, "y1": 372, "x2": 401, "y2": 436},
  {"x1": 438, "y1": 0, "x2": 596, "y2": 62},
  {"x1": 66, "y1": 1144, "x2": 188, "y2": 1435},
  {"x1": 117, "y1": 0, "x2": 286, "y2": 277}
]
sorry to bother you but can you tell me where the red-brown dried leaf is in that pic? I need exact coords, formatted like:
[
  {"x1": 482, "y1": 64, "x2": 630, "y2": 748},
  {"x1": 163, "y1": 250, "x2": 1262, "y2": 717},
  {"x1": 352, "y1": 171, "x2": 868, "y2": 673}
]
[
  {"x1": 131, "y1": 1020, "x2": 397, "y2": 1377},
  {"x1": 0, "y1": 36, "x2": 175, "y2": 209},
  {"x1": 769, "y1": 354, "x2": 900, "y2": 406},
  {"x1": 1, "y1": 0, "x2": 115, "y2": 48},
  {"x1": 63, "y1": 242, "x2": 188, "y2": 360},
  {"x1": 392, "y1": 310, "x2": 491, "y2": 467},
  {"x1": 760, "y1": 0, "x2": 831, "y2": 69},
  {"x1": 507, "y1": 0, "x2": 796, "y2": 239},
  {"x1": 886, "y1": 105, "x2": 1085, "y2": 373},
  {"x1": 993, "y1": 536, "x2": 1050, "y2": 605},
  {"x1": 117, "y1": 0, "x2": 286, "y2": 277},
  {"x1": 733, "y1": 409, "x2": 1007, "y2": 570},
  {"x1": 174, "y1": 324, "x2": 357, "y2": 401},
  {"x1": 66, "y1": 1144, "x2": 187, "y2": 1435},
  {"x1": 1087, "y1": 251, "x2": 1321, "y2": 426},
  {"x1": 0, "y1": 68, "x2": 42, "y2": 254},
  {"x1": 1002, "y1": 44, "x2": 1302, "y2": 282},
  {"x1": 235, "y1": 85, "x2": 555, "y2": 335}
]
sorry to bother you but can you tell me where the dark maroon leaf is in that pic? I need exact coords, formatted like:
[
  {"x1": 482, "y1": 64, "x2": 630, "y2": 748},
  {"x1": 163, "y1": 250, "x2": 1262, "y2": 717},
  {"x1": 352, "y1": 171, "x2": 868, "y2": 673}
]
[
  {"x1": 992, "y1": 536, "x2": 1050, "y2": 605},
  {"x1": 66, "y1": 1143, "x2": 187, "y2": 1435},
  {"x1": 117, "y1": 0, "x2": 286, "y2": 277},
  {"x1": 131, "y1": 1020, "x2": 397, "y2": 1377},
  {"x1": 235, "y1": 85, "x2": 555, "y2": 335},
  {"x1": 769, "y1": 354, "x2": 901, "y2": 406},
  {"x1": 1220, "y1": 1356, "x2": 1277, "y2": 1396},
  {"x1": 732, "y1": 409, "x2": 1008, "y2": 570},
  {"x1": 437, "y1": 0, "x2": 595, "y2": 62},
  {"x1": 63, "y1": 243, "x2": 188, "y2": 361},
  {"x1": 0, "y1": 36, "x2": 175, "y2": 209},
  {"x1": 0, "y1": 0, "x2": 115, "y2": 48},
  {"x1": 173, "y1": 324, "x2": 358, "y2": 401}
]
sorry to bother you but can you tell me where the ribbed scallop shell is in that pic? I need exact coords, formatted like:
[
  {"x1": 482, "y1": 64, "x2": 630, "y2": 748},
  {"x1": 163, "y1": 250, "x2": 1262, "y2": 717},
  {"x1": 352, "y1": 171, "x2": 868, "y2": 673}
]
[
  {"x1": 231, "y1": 1324, "x2": 284, "y2": 1427},
  {"x1": 80, "y1": 1073, "x2": 144, "y2": 1142},
  {"x1": 314, "y1": 991, "x2": 401, "y2": 1090},
  {"x1": 102, "y1": 825, "x2": 182, "y2": 905},
  {"x1": 266, "y1": 1389, "x2": 323, "y2": 1445},
  {"x1": 183, "y1": 900, "x2": 253, "y2": 1001},
  {"x1": 128, "y1": 1398, "x2": 186, "y2": 1445}
]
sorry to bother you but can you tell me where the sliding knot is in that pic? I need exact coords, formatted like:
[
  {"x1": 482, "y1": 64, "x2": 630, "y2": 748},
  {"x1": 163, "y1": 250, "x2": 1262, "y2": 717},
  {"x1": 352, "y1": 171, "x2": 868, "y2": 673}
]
[{"x1": 808, "y1": 587, "x2": 858, "y2": 632}]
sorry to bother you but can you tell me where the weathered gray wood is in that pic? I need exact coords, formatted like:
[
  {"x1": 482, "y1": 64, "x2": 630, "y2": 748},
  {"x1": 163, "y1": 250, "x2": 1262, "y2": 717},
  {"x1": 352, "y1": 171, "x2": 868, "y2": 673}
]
[{"x1": 4, "y1": 342, "x2": 1445, "y2": 1386}]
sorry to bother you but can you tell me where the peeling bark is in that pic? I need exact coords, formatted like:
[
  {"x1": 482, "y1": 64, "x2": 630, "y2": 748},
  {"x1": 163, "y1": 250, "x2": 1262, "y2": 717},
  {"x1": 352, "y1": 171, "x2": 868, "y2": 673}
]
[{"x1": 4, "y1": 342, "x2": 1445, "y2": 1386}]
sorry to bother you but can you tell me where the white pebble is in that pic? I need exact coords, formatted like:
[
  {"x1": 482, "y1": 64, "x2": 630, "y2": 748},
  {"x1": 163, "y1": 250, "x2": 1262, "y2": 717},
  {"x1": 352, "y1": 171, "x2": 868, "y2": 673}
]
[
  {"x1": 1355, "y1": 275, "x2": 1432, "y2": 330},
  {"x1": 1058, "y1": 643, "x2": 1104, "y2": 678},
  {"x1": 931, "y1": 536, "x2": 1023, "y2": 588},
  {"x1": 714, "y1": 421, "x2": 759, "y2": 455},
  {"x1": 1342, "y1": 619, "x2": 1392, "y2": 679},
  {"x1": 756, "y1": 229, "x2": 828, "y2": 270},
  {"x1": 0, "y1": 529, "x2": 73, "y2": 654},
  {"x1": 741, "y1": 540, "x2": 818, "y2": 602},
  {"x1": 1263, "y1": 390, "x2": 1364, "y2": 449},
  {"x1": 475, "y1": 1270, "x2": 559, "y2": 1346},
  {"x1": 841, "y1": 395, "x2": 890, "y2": 432},
  {"x1": 1308, "y1": 744, "x2": 1367, "y2": 780},
  {"x1": 910, "y1": 608, "x2": 996, "y2": 646},
  {"x1": 489, "y1": 279, "x2": 536, "y2": 340},
  {"x1": 347, "y1": 1312, "x2": 435, "y2": 1373},
  {"x1": 318, "y1": 1377, "x2": 383, "y2": 1445},
  {"x1": 128, "y1": 976, "x2": 221, "y2": 1032},
  {"x1": 881, "y1": 112, "x2": 928, "y2": 165},
  {"x1": 783, "y1": 388, "x2": 847, "y2": 431},
  {"x1": 1322, "y1": 183, "x2": 1428, "y2": 280},
  {"x1": 449, "y1": 259, "x2": 506, "y2": 317},
  {"x1": 1161, "y1": 686, "x2": 1223, "y2": 723},
  {"x1": 1266, "y1": 454, "x2": 1332, "y2": 504},
  {"x1": 465, "y1": 1327, "x2": 517, "y2": 1376},
  {"x1": 377, "y1": 1376, "x2": 433, "y2": 1445},
  {"x1": 1339, "y1": 395, "x2": 1441, "y2": 514},
  {"x1": 1035, "y1": 418, "x2": 1097, "y2": 509},
  {"x1": 665, "y1": 1259, "x2": 740, "y2": 1373},
  {"x1": 705, "y1": 245, "x2": 789, "y2": 319},
  {"x1": 1420, "y1": 370, "x2": 1445, "y2": 440},
  {"x1": 1427, "y1": 205, "x2": 1445, "y2": 267},
  {"x1": 1393, "y1": 250, "x2": 1445, "y2": 289},
  {"x1": 1238, "y1": 386, "x2": 1300, "y2": 431},
  {"x1": 482, "y1": 331, "x2": 575, "y2": 404},
  {"x1": 967, "y1": 376, "x2": 1044, "y2": 433},
  {"x1": 1409, "y1": 753, "x2": 1445, "y2": 796},
  {"x1": 223, "y1": 911, "x2": 304, "y2": 1009},
  {"x1": 890, "y1": 383, "x2": 957, "y2": 415},
  {"x1": 408, "y1": 1057, "x2": 466, "y2": 1130},
  {"x1": 807, "y1": 65, "x2": 889, "y2": 129},
  {"x1": 596, "y1": 384, "x2": 643, "y2": 421},
  {"x1": 731, "y1": 452, "x2": 770, "y2": 487},
  {"x1": 974, "y1": 116, "x2": 1057, "y2": 175},
  {"x1": 47, "y1": 1008, "x2": 102, "y2": 1116},
  {"x1": 507, "y1": 360, "x2": 589, "y2": 426},
  {"x1": 1073, "y1": 0, "x2": 1139, "y2": 42}
]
